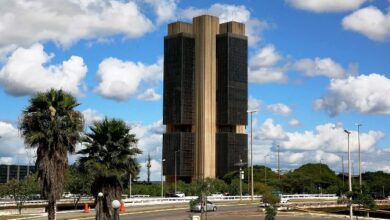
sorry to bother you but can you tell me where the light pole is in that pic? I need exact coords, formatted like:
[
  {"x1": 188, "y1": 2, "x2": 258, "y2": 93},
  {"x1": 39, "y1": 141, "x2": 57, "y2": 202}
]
[
  {"x1": 174, "y1": 150, "x2": 180, "y2": 194},
  {"x1": 161, "y1": 158, "x2": 165, "y2": 198},
  {"x1": 356, "y1": 123, "x2": 362, "y2": 192},
  {"x1": 319, "y1": 159, "x2": 323, "y2": 194},
  {"x1": 129, "y1": 172, "x2": 132, "y2": 198},
  {"x1": 277, "y1": 145, "x2": 280, "y2": 181},
  {"x1": 344, "y1": 129, "x2": 353, "y2": 220},
  {"x1": 264, "y1": 155, "x2": 269, "y2": 184},
  {"x1": 235, "y1": 159, "x2": 246, "y2": 201},
  {"x1": 97, "y1": 192, "x2": 103, "y2": 220},
  {"x1": 248, "y1": 110, "x2": 257, "y2": 201},
  {"x1": 112, "y1": 200, "x2": 120, "y2": 220}
]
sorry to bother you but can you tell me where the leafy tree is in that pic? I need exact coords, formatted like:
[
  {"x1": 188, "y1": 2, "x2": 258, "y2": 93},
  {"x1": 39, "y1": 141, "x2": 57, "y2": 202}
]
[
  {"x1": 0, "y1": 175, "x2": 39, "y2": 214},
  {"x1": 19, "y1": 89, "x2": 84, "y2": 220},
  {"x1": 64, "y1": 163, "x2": 93, "y2": 209},
  {"x1": 78, "y1": 118, "x2": 142, "y2": 220}
]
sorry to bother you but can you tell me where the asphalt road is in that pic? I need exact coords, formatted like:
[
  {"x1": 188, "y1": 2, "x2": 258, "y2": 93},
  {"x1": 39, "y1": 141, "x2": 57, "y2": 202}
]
[{"x1": 119, "y1": 204, "x2": 346, "y2": 220}]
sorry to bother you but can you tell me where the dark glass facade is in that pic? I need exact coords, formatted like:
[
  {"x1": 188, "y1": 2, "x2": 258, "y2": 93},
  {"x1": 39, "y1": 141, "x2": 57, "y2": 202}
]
[{"x1": 0, "y1": 165, "x2": 35, "y2": 183}]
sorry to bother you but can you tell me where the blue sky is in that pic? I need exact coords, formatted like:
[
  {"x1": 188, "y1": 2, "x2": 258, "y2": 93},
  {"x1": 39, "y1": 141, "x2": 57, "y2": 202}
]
[{"x1": 0, "y1": 0, "x2": 389, "y2": 180}]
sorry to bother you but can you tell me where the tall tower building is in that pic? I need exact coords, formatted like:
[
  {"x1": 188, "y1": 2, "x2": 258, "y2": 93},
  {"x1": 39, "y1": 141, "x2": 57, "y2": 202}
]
[{"x1": 163, "y1": 15, "x2": 248, "y2": 183}]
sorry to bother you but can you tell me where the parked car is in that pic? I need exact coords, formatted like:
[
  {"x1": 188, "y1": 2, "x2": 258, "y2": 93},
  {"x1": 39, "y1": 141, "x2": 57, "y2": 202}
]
[
  {"x1": 210, "y1": 192, "x2": 224, "y2": 197},
  {"x1": 166, "y1": 192, "x2": 185, "y2": 197},
  {"x1": 191, "y1": 201, "x2": 217, "y2": 212}
]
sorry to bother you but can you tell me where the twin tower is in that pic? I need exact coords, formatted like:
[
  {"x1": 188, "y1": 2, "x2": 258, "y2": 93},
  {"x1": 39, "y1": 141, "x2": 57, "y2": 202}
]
[{"x1": 163, "y1": 15, "x2": 248, "y2": 183}]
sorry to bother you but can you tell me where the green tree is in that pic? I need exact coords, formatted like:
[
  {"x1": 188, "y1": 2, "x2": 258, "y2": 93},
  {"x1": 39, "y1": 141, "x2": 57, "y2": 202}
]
[
  {"x1": 19, "y1": 89, "x2": 84, "y2": 220},
  {"x1": 64, "y1": 163, "x2": 93, "y2": 209},
  {"x1": 0, "y1": 175, "x2": 39, "y2": 214},
  {"x1": 78, "y1": 118, "x2": 142, "y2": 220}
]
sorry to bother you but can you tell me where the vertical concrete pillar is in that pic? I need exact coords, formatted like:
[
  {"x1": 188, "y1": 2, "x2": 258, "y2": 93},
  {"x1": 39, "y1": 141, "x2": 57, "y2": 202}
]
[{"x1": 193, "y1": 15, "x2": 219, "y2": 179}]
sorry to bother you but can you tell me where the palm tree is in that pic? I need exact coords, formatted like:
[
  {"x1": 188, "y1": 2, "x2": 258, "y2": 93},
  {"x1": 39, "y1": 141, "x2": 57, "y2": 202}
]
[
  {"x1": 19, "y1": 89, "x2": 84, "y2": 220},
  {"x1": 78, "y1": 118, "x2": 142, "y2": 220}
]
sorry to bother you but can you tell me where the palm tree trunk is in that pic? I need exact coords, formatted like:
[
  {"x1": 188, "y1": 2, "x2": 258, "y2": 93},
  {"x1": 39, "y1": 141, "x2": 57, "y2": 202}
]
[{"x1": 47, "y1": 200, "x2": 56, "y2": 220}]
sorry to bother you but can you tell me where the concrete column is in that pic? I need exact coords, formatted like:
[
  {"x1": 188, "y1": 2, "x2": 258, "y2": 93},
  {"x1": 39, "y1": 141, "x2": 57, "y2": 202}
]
[{"x1": 193, "y1": 15, "x2": 219, "y2": 179}]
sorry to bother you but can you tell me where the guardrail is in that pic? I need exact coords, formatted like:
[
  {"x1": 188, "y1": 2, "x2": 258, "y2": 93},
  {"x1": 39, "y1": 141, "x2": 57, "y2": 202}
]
[{"x1": 122, "y1": 195, "x2": 263, "y2": 206}]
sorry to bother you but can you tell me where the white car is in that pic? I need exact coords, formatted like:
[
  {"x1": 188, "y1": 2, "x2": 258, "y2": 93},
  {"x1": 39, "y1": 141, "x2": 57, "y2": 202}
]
[
  {"x1": 175, "y1": 192, "x2": 185, "y2": 197},
  {"x1": 211, "y1": 192, "x2": 224, "y2": 197}
]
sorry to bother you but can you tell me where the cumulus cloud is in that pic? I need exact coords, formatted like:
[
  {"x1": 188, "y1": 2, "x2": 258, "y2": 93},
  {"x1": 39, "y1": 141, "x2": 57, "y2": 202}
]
[
  {"x1": 249, "y1": 45, "x2": 288, "y2": 83},
  {"x1": 294, "y1": 57, "x2": 346, "y2": 78},
  {"x1": 286, "y1": 0, "x2": 366, "y2": 13},
  {"x1": 288, "y1": 119, "x2": 301, "y2": 127},
  {"x1": 0, "y1": 121, "x2": 35, "y2": 165},
  {"x1": 252, "y1": 119, "x2": 387, "y2": 172},
  {"x1": 315, "y1": 74, "x2": 390, "y2": 116},
  {"x1": 82, "y1": 108, "x2": 104, "y2": 127},
  {"x1": 0, "y1": 0, "x2": 153, "y2": 49},
  {"x1": 95, "y1": 57, "x2": 162, "y2": 101},
  {"x1": 145, "y1": 0, "x2": 178, "y2": 24},
  {"x1": 267, "y1": 103, "x2": 292, "y2": 115},
  {"x1": 0, "y1": 43, "x2": 87, "y2": 96},
  {"x1": 342, "y1": 6, "x2": 390, "y2": 42},
  {"x1": 181, "y1": 3, "x2": 268, "y2": 47},
  {"x1": 248, "y1": 96, "x2": 261, "y2": 112},
  {"x1": 137, "y1": 88, "x2": 161, "y2": 101}
]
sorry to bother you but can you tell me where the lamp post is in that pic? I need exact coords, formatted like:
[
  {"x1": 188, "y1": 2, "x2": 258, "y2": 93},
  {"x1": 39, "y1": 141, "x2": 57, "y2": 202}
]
[
  {"x1": 356, "y1": 123, "x2": 362, "y2": 192},
  {"x1": 277, "y1": 145, "x2": 280, "y2": 181},
  {"x1": 264, "y1": 155, "x2": 269, "y2": 184},
  {"x1": 174, "y1": 150, "x2": 180, "y2": 194},
  {"x1": 344, "y1": 129, "x2": 353, "y2": 220},
  {"x1": 248, "y1": 110, "x2": 257, "y2": 201},
  {"x1": 129, "y1": 173, "x2": 132, "y2": 198},
  {"x1": 161, "y1": 158, "x2": 165, "y2": 198},
  {"x1": 235, "y1": 159, "x2": 246, "y2": 201},
  {"x1": 319, "y1": 159, "x2": 323, "y2": 194},
  {"x1": 111, "y1": 200, "x2": 120, "y2": 220},
  {"x1": 97, "y1": 192, "x2": 103, "y2": 220}
]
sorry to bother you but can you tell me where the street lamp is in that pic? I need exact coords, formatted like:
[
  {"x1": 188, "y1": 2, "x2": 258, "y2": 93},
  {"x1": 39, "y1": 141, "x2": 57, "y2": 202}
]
[
  {"x1": 264, "y1": 155, "x2": 270, "y2": 184},
  {"x1": 344, "y1": 129, "x2": 353, "y2": 220},
  {"x1": 248, "y1": 109, "x2": 257, "y2": 201},
  {"x1": 97, "y1": 192, "x2": 103, "y2": 220},
  {"x1": 161, "y1": 158, "x2": 166, "y2": 198},
  {"x1": 111, "y1": 200, "x2": 120, "y2": 220},
  {"x1": 356, "y1": 123, "x2": 362, "y2": 192},
  {"x1": 174, "y1": 150, "x2": 181, "y2": 194},
  {"x1": 235, "y1": 159, "x2": 246, "y2": 201},
  {"x1": 319, "y1": 159, "x2": 323, "y2": 194}
]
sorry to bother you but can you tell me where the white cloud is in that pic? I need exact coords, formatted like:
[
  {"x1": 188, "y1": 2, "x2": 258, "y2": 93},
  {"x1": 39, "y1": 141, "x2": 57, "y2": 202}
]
[
  {"x1": 0, "y1": 0, "x2": 153, "y2": 48},
  {"x1": 145, "y1": 0, "x2": 178, "y2": 24},
  {"x1": 181, "y1": 3, "x2": 268, "y2": 47},
  {"x1": 286, "y1": 0, "x2": 366, "y2": 13},
  {"x1": 315, "y1": 74, "x2": 390, "y2": 116},
  {"x1": 288, "y1": 119, "x2": 301, "y2": 127},
  {"x1": 250, "y1": 45, "x2": 281, "y2": 68},
  {"x1": 0, "y1": 121, "x2": 35, "y2": 165},
  {"x1": 342, "y1": 6, "x2": 390, "y2": 42},
  {"x1": 267, "y1": 103, "x2": 292, "y2": 115},
  {"x1": 256, "y1": 118, "x2": 287, "y2": 141},
  {"x1": 251, "y1": 119, "x2": 387, "y2": 172},
  {"x1": 139, "y1": 159, "x2": 162, "y2": 181},
  {"x1": 82, "y1": 108, "x2": 104, "y2": 127},
  {"x1": 248, "y1": 96, "x2": 261, "y2": 112},
  {"x1": 0, "y1": 43, "x2": 87, "y2": 96},
  {"x1": 137, "y1": 88, "x2": 161, "y2": 101},
  {"x1": 294, "y1": 57, "x2": 346, "y2": 78},
  {"x1": 95, "y1": 57, "x2": 162, "y2": 101},
  {"x1": 249, "y1": 45, "x2": 288, "y2": 84}
]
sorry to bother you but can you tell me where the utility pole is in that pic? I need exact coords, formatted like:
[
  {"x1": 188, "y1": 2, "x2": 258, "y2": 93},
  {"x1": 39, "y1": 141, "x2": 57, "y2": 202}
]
[
  {"x1": 277, "y1": 145, "x2": 280, "y2": 181},
  {"x1": 342, "y1": 156, "x2": 345, "y2": 189},
  {"x1": 129, "y1": 172, "x2": 132, "y2": 198},
  {"x1": 344, "y1": 129, "x2": 353, "y2": 220},
  {"x1": 248, "y1": 110, "x2": 257, "y2": 201},
  {"x1": 161, "y1": 158, "x2": 165, "y2": 198},
  {"x1": 356, "y1": 123, "x2": 362, "y2": 192},
  {"x1": 264, "y1": 155, "x2": 269, "y2": 184}
]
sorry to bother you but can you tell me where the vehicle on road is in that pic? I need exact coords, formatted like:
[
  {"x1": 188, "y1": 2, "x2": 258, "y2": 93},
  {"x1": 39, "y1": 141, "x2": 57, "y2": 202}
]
[
  {"x1": 191, "y1": 201, "x2": 217, "y2": 212},
  {"x1": 210, "y1": 192, "x2": 224, "y2": 197},
  {"x1": 166, "y1": 192, "x2": 185, "y2": 197}
]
